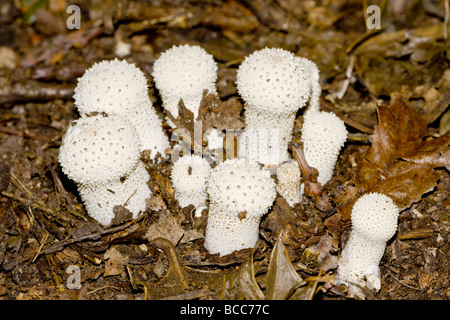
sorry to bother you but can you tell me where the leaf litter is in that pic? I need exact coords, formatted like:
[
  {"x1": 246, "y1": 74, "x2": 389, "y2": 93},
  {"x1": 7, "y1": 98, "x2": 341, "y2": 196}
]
[{"x1": 0, "y1": 0, "x2": 449, "y2": 300}]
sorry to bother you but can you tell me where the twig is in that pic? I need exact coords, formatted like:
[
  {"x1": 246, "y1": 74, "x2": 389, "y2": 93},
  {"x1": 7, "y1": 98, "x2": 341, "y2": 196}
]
[
  {"x1": 290, "y1": 143, "x2": 322, "y2": 197},
  {"x1": 336, "y1": 54, "x2": 355, "y2": 100},
  {"x1": 32, "y1": 232, "x2": 49, "y2": 263},
  {"x1": 86, "y1": 285, "x2": 122, "y2": 296},
  {"x1": 387, "y1": 270, "x2": 423, "y2": 291},
  {"x1": 126, "y1": 266, "x2": 149, "y2": 300},
  {"x1": 0, "y1": 127, "x2": 53, "y2": 141},
  {"x1": 445, "y1": 0, "x2": 449, "y2": 39},
  {"x1": 149, "y1": 238, "x2": 190, "y2": 290},
  {"x1": 41, "y1": 216, "x2": 143, "y2": 254}
]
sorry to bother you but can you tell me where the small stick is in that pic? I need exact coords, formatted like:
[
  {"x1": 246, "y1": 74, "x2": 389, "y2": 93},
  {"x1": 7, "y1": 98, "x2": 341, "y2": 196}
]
[
  {"x1": 149, "y1": 237, "x2": 189, "y2": 290},
  {"x1": 32, "y1": 232, "x2": 49, "y2": 263},
  {"x1": 290, "y1": 143, "x2": 322, "y2": 197}
]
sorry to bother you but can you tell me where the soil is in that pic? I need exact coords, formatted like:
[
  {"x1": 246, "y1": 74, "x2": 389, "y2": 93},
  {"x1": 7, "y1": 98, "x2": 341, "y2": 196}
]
[{"x1": 0, "y1": 0, "x2": 448, "y2": 301}]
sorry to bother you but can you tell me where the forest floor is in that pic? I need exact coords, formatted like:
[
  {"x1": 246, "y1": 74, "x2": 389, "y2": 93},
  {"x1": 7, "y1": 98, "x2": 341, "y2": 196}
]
[{"x1": 0, "y1": 0, "x2": 449, "y2": 300}]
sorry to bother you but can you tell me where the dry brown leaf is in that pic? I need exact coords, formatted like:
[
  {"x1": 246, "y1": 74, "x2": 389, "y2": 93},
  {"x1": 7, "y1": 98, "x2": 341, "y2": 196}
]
[
  {"x1": 265, "y1": 235, "x2": 306, "y2": 300},
  {"x1": 339, "y1": 98, "x2": 446, "y2": 220},
  {"x1": 362, "y1": 98, "x2": 427, "y2": 186},
  {"x1": 400, "y1": 131, "x2": 450, "y2": 171}
]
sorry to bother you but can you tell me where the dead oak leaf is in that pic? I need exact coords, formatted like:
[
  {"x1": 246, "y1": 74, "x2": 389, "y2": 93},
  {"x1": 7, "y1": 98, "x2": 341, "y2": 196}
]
[
  {"x1": 361, "y1": 98, "x2": 427, "y2": 188},
  {"x1": 339, "y1": 98, "x2": 446, "y2": 220},
  {"x1": 400, "y1": 131, "x2": 450, "y2": 171}
]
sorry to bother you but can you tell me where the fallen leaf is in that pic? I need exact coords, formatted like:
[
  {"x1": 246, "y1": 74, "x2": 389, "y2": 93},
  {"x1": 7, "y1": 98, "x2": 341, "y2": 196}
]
[
  {"x1": 237, "y1": 250, "x2": 265, "y2": 300},
  {"x1": 339, "y1": 98, "x2": 447, "y2": 220},
  {"x1": 265, "y1": 235, "x2": 305, "y2": 300},
  {"x1": 362, "y1": 98, "x2": 427, "y2": 187},
  {"x1": 400, "y1": 131, "x2": 450, "y2": 171}
]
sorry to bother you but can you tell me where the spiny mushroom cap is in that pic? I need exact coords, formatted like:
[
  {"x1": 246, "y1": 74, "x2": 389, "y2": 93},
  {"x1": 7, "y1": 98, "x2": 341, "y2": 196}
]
[
  {"x1": 207, "y1": 158, "x2": 276, "y2": 218},
  {"x1": 74, "y1": 59, "x2": 149, "y2": 115},
  {"x1": 171, "y1": 154, "x2": 211, "y2": 199},
  {"x1": 351, "y1": 193, "x2": 399, "y2": 242},
  {"x1": 302, "y1": 111, "x2": 348, "y2": 153},
  {"x1": 236, "y1": 47, "x2": 311, "y2": 114},
  {"x1": 301, "y1": 111, "x2": 348, "y2": 184},
  {"x1": 59, "y1": 115, "x2": 141, "y2": 185},
  {"x1": 152, "y1": 44, "x2": 218, "y2": 118}
]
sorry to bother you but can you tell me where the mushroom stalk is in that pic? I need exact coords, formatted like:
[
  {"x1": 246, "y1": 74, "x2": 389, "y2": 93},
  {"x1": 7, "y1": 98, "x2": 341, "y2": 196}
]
[
  {"x1": 238, "y1": 107, "x2": 296, "y2": 165},
  {"x1": 79, "y1": 162, "x2": 150, "y2": 226},
  {"x1": 276, "y1": 161, "x2": 302, "y2": 207}
]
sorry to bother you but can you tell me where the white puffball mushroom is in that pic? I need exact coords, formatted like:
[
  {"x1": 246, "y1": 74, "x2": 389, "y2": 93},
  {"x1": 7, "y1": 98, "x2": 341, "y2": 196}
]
[
  {"x1": 152, "y1": 44, "x2": 218, "y2": 120},
  {"x1": 58, "y1": 115, "x2": 151, "y2": 226},
  {"x1": 276, "y1": 161, "x2": 301, "y2": 207},
  {"x1": 74, "y1": 58, "x2": 170, "y2": 159},
  {"x1": 204, "y1": 158, "x2": 276, "y2": 256},
  {"x1": 236, "y1": 47, "x2": 317, "y2": 166},
  {"x1": 171, "y1": 154, "x2": 211, "y2": 217},
  {"x1": 301, "y1": 110, "x2": 348, "y2": 186},
  {"x1": 337, "y1": 193, "x2": 399, "y2": 299}
]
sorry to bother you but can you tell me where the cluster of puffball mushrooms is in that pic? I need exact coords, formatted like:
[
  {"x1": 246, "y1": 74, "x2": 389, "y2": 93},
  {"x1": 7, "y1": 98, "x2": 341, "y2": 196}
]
[{"x1": 59, "y1": 44, "x2": 399, "y2": 299}]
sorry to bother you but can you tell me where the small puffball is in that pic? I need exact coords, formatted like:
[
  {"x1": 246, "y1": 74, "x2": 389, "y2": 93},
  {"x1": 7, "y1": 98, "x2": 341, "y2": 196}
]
[
  {"x1": 301, "y1": 111, "x2": 347, "y2": 186},
  {"x1": 236, "y1": 47, "x2": 320, "y2": 166},
  {"x1": 74, "y1": 59, "x2": 170, "y2": 158},
  {"x1": 171, "y1": 154, "x2": 211, "y2": 216},
  {"x1": 152, "y1": 44, "x2": 218, "y2": 119},
  {"x1": 204, "y1": 158, "x2": 276, "y2": 256},
  {"x1": 276, "y1": 161, "x2": 301, "y2": 207},
  {"x1": 74, "y1": 59, "x2": 148, "y2": 116},
  {"x1": 59, "y1": 114, "x2": 151, "y2": 226},
  {"x1": 337, "y1": 193, "x2": 399, "y2": 299},
  {"x1": 236, "y1": 47, "x2": 312, "y2": 114}
]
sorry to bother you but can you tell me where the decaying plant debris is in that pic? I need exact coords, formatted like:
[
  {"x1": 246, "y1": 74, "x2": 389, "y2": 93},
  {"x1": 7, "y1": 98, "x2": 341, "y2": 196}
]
[{"x1": 0, "y1": 0, "x2": 449, "y2": 300}]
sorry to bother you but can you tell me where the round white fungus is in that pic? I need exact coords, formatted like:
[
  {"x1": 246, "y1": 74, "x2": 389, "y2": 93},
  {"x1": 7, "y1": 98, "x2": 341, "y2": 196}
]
[
  {"x1": 74, "y1": 58, "x2": 170, "y2": 159},
  {"x1": 337, "y1": 193, "x2": 399, "y2": 299},
  {"x1": 152, "y1": 44, "x2": 218, "y2": 120},
  {"x1": 301, "y1": 110, "x2": 348, "y2": 186},
  {"x1": 171, "y1": 154, "x2": 211, "y2": 217},
  {"x1": 276, "y1": 161, "x2": 302, "y2": 207},
  {"x1": 204, "y1": 158, "x2": 276, "y2": 256},
  {"x1": 236, "y1": 47, "x2": 319, "y2": 166},
  {"x1": 59, "y1": 114, "x2": 151, "y2": 226}
]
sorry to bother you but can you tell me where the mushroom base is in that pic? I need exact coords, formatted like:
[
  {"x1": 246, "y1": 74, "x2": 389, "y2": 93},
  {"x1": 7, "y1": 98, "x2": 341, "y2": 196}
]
[
  {"x1": 78, "y1": 162, "x2": 151, "y2": 226},
  {"x1": 204, "y1": 206, "x2": 260, "y2": 256}
]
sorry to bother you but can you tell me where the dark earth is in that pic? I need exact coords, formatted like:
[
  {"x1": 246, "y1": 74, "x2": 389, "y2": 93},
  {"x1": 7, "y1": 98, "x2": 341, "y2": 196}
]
[{"x1": 0, "y1": 0, "x2": 449, "y2": 300}]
